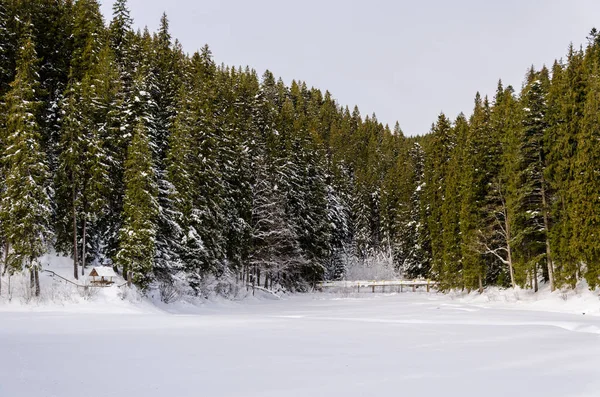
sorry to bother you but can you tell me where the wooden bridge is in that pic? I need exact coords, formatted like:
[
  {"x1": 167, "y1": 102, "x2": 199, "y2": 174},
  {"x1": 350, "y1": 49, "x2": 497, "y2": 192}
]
[{"x1": 316, "y1": 279, "x2": 438, "y2": 293}]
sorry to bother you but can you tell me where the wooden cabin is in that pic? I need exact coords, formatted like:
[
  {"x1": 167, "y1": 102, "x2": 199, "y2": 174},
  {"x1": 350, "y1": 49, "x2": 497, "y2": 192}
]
[{"x1": 89, "y1": 267, "x2": 117, "y2": 286}]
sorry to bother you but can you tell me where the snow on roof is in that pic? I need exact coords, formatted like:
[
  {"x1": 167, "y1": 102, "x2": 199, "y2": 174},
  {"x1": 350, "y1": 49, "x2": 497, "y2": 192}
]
[{"x1": 89, "y1": 267, "x2": 117, "y2": 278}]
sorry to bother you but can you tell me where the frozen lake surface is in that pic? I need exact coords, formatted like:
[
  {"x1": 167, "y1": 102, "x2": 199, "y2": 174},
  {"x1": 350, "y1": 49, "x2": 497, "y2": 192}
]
[{"x1": 1, "y1": 293, "x2": 600, "y2": 397}]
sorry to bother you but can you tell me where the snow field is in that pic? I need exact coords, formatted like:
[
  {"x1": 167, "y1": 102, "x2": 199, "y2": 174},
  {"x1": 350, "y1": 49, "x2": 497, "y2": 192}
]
[{"x1": 1, "y1": 293, "x2": 600, "y2": 397}]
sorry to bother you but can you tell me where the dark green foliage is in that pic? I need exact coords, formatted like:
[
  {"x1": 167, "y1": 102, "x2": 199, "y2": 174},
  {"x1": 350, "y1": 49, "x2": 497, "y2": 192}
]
[
  {"x1": 0, "y1": 31, "x2": 52, "y2": 275},
  {"x1": 116, "y1": 119, "x2": 158, "y2": 290},
  {"x1": 5, "y1": 1, "x2": 600, "y2": 295}
]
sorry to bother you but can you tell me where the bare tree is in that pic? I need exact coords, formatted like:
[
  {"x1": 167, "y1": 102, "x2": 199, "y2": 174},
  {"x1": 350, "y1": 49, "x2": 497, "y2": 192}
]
[{"x1": 479, "y1": 178, "x2": 517, "y2": 288}]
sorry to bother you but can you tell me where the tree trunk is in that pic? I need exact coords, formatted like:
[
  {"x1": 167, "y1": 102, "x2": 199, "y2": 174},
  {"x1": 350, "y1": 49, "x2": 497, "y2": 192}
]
[
  {"x1": 7, "y1": 272, "x2": 11, "y2": 302},
  {"x1": 533, "y1": 263, "x2": 539, "y2": 292},
  {"x1": 529, "y1": 270, "x2": 533, "y2": 289},
  {"x1": 72, "y1": 185, "x2": 78, "y2": 280},
  {"x1": 81, "y1": 217, "x2": 86, "y2": 276},
  {"x1": 0, "y1": 242, "x2": 7, "y2": 296},
  {"x1": 34, "y1": 265, "x2": 40, "y2": 297},
  {"x1": 264, "y1": 273, "x2": 269, "y2": 289},
  {"x1": 2, "y1": 242, "x2": 7, "y2": 274},
  {"x1": 504, "y1": 216, "x2": 516, "y2": 289},
  {"x1": 478, "y1": 273, "x2": 483, "y2": 294},
  {"x1": 252, "y1": 264, "x2": 257, "y2": 296}
]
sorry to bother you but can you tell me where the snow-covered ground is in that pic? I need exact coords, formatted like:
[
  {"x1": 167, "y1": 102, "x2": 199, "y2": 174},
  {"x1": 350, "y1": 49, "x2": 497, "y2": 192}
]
[{"x1": 2, "y1": 291, "x2": 600, "y2": 397}]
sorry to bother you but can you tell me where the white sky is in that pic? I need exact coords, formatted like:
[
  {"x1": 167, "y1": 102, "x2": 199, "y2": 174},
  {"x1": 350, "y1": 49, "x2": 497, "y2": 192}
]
[{"x1": 100, "y1": 0, "x2": 600, "y2": 136}]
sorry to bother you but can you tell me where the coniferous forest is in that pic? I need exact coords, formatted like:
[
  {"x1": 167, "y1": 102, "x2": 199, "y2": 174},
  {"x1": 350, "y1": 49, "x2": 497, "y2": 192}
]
[{"x1": 2, "y1": 0, "x2": 600, "y2": 296}]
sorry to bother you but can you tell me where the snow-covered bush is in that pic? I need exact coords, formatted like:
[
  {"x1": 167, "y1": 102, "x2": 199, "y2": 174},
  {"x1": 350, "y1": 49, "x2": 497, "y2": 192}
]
[
  {"x1": 118, "y1": 284, "x2": 143, "y2": 303},
  {"x1": 79, "y1": 285, "x2": 101, "y2": 301},
  {"x1": 157, "y1": 279, "x2": 182, "y2": 304}
]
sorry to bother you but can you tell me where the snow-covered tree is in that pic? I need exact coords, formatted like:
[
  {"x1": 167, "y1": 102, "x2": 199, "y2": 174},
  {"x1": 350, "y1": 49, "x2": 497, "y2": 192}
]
[
  {"x1": 0, "y1": 31, "x2": 52, "y2": 295},
  {"x1": 116, "y1": 119, "x2": 158, "y2": 290}
]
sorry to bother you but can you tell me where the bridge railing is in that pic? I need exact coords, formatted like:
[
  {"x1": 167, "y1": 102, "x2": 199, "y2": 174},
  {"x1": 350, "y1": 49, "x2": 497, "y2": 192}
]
[{"x1": 316, "y1": 279, "x2": 438, "y2": 293}]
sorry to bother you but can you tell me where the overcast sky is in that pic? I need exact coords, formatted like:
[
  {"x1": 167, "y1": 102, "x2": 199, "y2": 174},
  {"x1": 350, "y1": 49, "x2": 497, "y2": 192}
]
[{"x1": 100, "y1": 0, "x2": 599, "y2": 136}]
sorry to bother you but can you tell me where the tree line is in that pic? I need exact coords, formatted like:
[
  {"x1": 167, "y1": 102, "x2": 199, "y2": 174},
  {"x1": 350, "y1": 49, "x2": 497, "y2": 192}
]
[{"x1": 1, "y1": 0, "x2": 599, "y2": 296}]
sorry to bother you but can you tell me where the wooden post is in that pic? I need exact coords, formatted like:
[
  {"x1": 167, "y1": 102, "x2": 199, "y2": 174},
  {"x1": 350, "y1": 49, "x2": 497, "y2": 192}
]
[
  {"x1": 401, "y1": 284, "x2": 403, "y2": 293},
  {"x1": 372, "y1": 285, "x2": 375, "y2": 293},
  {"x1": 427, "y1": 280, "x2": 430, "y2": 293},
  {"x1": 127, "y1": 271, "x2": 132, "y2": 287},
  {"x1": 412, "y1": 285, "x2": 416, "y2": 292}
]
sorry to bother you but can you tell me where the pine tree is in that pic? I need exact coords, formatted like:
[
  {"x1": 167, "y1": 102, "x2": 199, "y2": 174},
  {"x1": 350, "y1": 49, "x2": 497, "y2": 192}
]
[
  {"x1": 70, "y1": 0, "x2": 105, "y2": 82},
  {"x1": 55, "y1": 0, "x2": 109, "y2": 278},
  {"x1": 55, "y1": 69, "x2": 112, "y2": 277},
  {"x1": 165, "y1": 71, "x2": 199, "y2": 286},
  {"x1": 116, "y1": 119, "x2": 158, "y2": 290},
  {"x1": 249, "y1": 156, "x2": 307, "y2": 291},
  {"x1": 165, "y1": 48, "x2": 226, "y2": 290},
  {"x1": 284, "y1": 88, "x2": 331, "y2": 285},
  {"x1": 546, "y1": 49, "x2": 585, "y2": 287},
  {"x1": 517, "y1": 67, "x2": 553, "y2": 291},
  {"x1": 400, "y1": 141, "x2": 430, "y2": 278},
  {"x1": 147, "y1": 14, "x2": 185, "y2": 281},
  {"x1": 440, "y1": 114, "x2": 465, "y2": 287},
  {"x1": 423, "y1": 113, "x2": 453, "y2": 284},
  {"x1": 0, "y1": 30, "x2": 51, "y2": 295},
  {"x1": 91, "y1": 44, "x2": 124, "y2": 264},
  {"x1": 187, "y1": 48, "x2": 226, "y2": 280},
  {"x1": 380, "y1": 123, "x2": 404, "y2": 264},
  {"x1": 55, "y1": 83, "x2": 84, "y2": 279},
  {"x1": 152, "y1": 13, "x2": 180, "y2": 160},
  {"x1": 483, "y1": 83, "x2": 522, "y2": 288},
  {"x1": 219, "y1": 67, "x2": 256, "y2": 276},
  {"x1": 103, "y1": 0, "x2": 137, "y2": 265},
  {"x1": 0, "y1": 1, "x2": 16, "y2": 96},
  {"x1": 109, "y1": 0, "x2": 134, "y2": 81},
  {"x1": 571, "y1": 64, "x2": 600, "y2": 288}
]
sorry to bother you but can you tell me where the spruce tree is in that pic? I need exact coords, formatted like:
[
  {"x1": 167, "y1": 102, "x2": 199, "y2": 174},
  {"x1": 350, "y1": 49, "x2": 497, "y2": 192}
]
[
  {"x1": 484, "y1": 84, "x2": 522, "y2": 288},
  {"x1": 571, "y1": 65, "x2": 600, "y2": 288},
  {"x1": 440, "y1": 114, "x2": 466, "y2": 287},
  {"x1": 145, "y1": 14, "x2": 184, "y2": 281},
  {"x1": 423, "y1": 113, "x2": 453, "y2": 284},
  {"x1": 546, "y1": 49, "x2": 585, "y2": 287},
  {"x1": 401, "y1": 141, "x2": 430, "y2": 278},
  {"x1": 116, "y1": 119, "x2": 158, "y2": 290},
  {"x1": 165, "y1": 79, "x2": 196, "y2": 285},
  {"x1": 109, "y1": 0, "x2": 134, "y2": 81},
  {"x1": 517, "y1": 67, "x2": 553, "y2": 291},
  {"x1": 0, "y1": 1, "x2": 16, "y2": 96},
  {"x1": 0, "y1": 31, "x2": 51, "y2": 295},
  {"x1": 70, "y1": 0, "x2": 105, "y2": 82},
  {"x1": 249, "y1": 155, "x2": 307, "y2": 290}
]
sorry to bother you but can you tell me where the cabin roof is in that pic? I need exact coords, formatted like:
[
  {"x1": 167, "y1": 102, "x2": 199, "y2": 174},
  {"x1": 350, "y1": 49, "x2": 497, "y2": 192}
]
[{"x1": 89, "y1": 267, "x2": 117, "y2": 278}]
